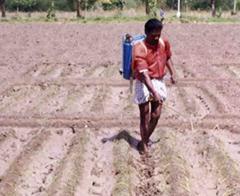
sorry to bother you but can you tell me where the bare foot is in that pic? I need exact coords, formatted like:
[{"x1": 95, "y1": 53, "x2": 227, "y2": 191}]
[
  {"x1": 142, "y1": 142, "x2": 149, "y2": 154},
  {"x1": 147, "y1": 139, "x2": 153, "y2": 147},
  {"x1": 137, "y1": 141, "x2": 149, "y2": 155}
]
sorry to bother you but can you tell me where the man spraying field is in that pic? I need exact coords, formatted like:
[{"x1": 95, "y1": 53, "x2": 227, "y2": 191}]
[{"x1": 133, "y1": 18, "x2": 176, "y2": 154}]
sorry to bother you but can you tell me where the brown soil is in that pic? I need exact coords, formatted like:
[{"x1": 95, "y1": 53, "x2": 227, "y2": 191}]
[{"x1": 0, "y1": 22, "x2": 240, "y2": 195}]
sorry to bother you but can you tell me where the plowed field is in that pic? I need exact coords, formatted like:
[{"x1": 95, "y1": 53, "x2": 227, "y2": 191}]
[{"x1": 0, "y1": 23, "x2": 240, "y2": 196}]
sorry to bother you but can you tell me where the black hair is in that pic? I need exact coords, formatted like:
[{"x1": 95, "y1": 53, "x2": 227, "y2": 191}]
[{"x1": 144, "y1": 18, "x2": 163, "y2": 35}]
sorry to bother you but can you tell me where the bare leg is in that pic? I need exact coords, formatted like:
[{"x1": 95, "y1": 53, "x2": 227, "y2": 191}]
[
  {"x1": 138, "y1": 102, "x2": 150, "y2": 153},
  {"x1": 147, "y1": 101, "x2": 162, "y2": 143}
]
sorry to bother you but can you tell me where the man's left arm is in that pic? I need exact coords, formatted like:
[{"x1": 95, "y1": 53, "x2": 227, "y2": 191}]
[{"x1": 164, "y1": 38, "x2": 176, "y2": 84}]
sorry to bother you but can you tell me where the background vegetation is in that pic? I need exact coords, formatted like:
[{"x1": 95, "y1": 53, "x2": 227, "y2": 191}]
[
  {"x1": 0, "y1": 0, "x2": 239, "y2": 21},
  {"x1": 3, "y1": 0, "x2": 240, "y2": 12}
]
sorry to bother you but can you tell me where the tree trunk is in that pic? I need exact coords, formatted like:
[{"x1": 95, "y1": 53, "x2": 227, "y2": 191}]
[
  {"x1": 211, "y1": 0, "x2": 216, "y2": 17},
  {"x1": 76, "y1": 0, "x2": 83, "y2": 18},
  {"x1": 184, "y1": 0, "x2": 189, "y2": 12},
  {"x1": 0, "y1": 0, "x2": 6, "y2": 18},
  {"x1": 145, "y1": 0, "x2": 150, "y2": 15},
  {"x1": 232, "y1": 0, "x2": 237, "y2": 15},
  {"x1": 177, "y1": 0, "x2": 181, "y2": 18}
]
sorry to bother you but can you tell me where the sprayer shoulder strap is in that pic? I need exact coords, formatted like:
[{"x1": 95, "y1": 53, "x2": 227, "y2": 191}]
[
  {"x1": 139, "y1": 40, "x2": 147, "y2": 54},
  {"x1": 131, "y1": 40, "x2": 147, "y2": 74},
  {"x1": 132, "y1": 38, "x2": 166, "y2": 74},
  {"x1": 159, "y1": 37, "x2": 165, "y2": 48},
  {"x1": 139, "y1": 37, "x2": 165, "y2": 54},
  {"x1": 137, "y1": 38, "x2": 165, "y2": 56},
  {"x1": 130, "y1": 40, "x2": 148, "y2": 93}
]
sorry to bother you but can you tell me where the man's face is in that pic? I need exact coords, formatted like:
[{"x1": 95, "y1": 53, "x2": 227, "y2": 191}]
[{"x1": 147, "y1": 29, "x2": 162, "y2": 45}]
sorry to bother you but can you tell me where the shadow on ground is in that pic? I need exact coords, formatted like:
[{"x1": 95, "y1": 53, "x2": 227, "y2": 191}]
[
  {"x1": 101, "y1": 130, "x2": 140, "y2": 151},
  {"x1": 101, "y1": 130, "x2": 160, "y2": 152}
]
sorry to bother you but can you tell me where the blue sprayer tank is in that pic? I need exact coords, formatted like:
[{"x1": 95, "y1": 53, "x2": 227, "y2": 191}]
[{"x1": 121, "y1": 34, "x2": 146, "y2": 80}]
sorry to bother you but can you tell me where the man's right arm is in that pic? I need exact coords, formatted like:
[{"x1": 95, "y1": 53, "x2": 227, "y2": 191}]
[
  {"x1": 134, "y1": 44, "x2": 162, "y2": 103},
  {"x1": 141, "y1": 71, "x2": 162, "y2": 103}
]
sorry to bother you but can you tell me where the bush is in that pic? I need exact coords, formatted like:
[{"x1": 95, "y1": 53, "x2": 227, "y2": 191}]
[
  {"x1": 101, "y1": 0, "x2": 124, "y2": 10},
  {"x1": 216, "y1": 0, "x2": 233, "y2": 10},
  {"x1": 4, "y1": 0, "x2": 239, "y2": 12},
  {"x1": 185, "y1": 0, "x2": 234, "y2": 11},
  {"x1": 124, "y1": 0, "x2": 143, "y2": 9},
  {"x1": 6, "y1": 0, "x2": 38, "y2": 12},
  {"x1": 5, "y1": 0, "x2": 75, "y2": 12},
  {"x1": 166, "y1": 0, "x2": 177, "y2": 9},
  {"x1": 164, "y1": 0, "x2": 236, "y2": 11},
  {"x1": 190, "y1": 0, "x2": 209, "y2": 10},
  {"x1": 55, "y1": 0, "x2": 73, "y2": 11},
  {"x1": 36, "y1": 0, "x2": 51, "y2": 11}
]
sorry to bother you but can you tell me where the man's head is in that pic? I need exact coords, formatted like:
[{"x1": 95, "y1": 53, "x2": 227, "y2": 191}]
[{"x1": 145, "y1": 18, "x2": 163, "y2": 46}]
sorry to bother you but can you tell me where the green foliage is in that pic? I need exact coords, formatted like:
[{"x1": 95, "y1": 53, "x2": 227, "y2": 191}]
[
  {"x1": 55, "y1": 0, "x2": 73, "y2": 11},
  {"x1": 165, "y1": 0, "x2": 177, "y2": 9},
  {"x1": 216, "y1": 0, "x2": 233, "y2": 10},
  {"x1": 123, "y1": 0, "x2": 143, "y2": 9},
  {"x1": 217, "y1": 8, "x2": 222, "y2": 17},
  {"x1": 46, "y1": 1, "x2": 55, "y2": 19},
  {"x1": 158, "y1": 0, "x2": 168, "y2": 9},
  {"x1": 66, "y1": 0, "x2": 75, "y2": 10},
  {"x1": 36, "y1": 0, "x2": 51, "y2": 11},
  {"x1": 68, "y1": 0, "x2": 98, "y2": 11},
  {"x1": 189, "y1": 0, "x2": 209, "y2": 10},
  {"x1": 5, "y1": 0, "x2": 75, "y2": 11},
  {"x1": 102, "y1": 0, "x2": 125, "y2": 10},
  {"x1": 8, "y1": 0, "x2": 37, "y2": 11},
  {"x1": 86, "y1": 0, "x2": 98, "y2": 10},
  {"x1": 148, "y1": 0, "x2": 157, "y2": 16},
  {"x1": 191, "y1": 0, "x2": 236, "y2": 11},
  {"x1": 101, "y1": 2, "x2": 113, "y2": 10},
  {"x1": 4, "y1": 0, "x2": 240, "y2": 12},
  {"x1": 163, "y1": 0, "x2": 237, "y2": 11}
]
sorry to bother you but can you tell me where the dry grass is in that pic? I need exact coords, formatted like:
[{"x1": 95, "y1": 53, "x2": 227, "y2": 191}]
[
  {"x1": 199, "y1": 134, "x2": 240, "y2": 195},
  {"x1": 112, "y1": 139, "x2": 132, "y2": 196},
  {"x1": 47, "y1": 129, "x2": 87, "y2": 196},
  {"x1": 214, "y1": 153, "x2": 240, "y2": 195},
  {"x1": 155, "y1": 129, "x2": 191, "y2": 195}
]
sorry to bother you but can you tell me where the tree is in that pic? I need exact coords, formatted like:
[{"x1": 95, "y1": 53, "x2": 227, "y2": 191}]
[
  {"x1": 177, "y1": 0, "x2": 181, "y2": 18},
  {"x1": 11, "y1": 0, "x2": 37, "y2": 12},
  {"x1": 146, "y1": 0, "x2": 157, "y2": 16},
  {"x1": 76, "y1": 0, "x2": 83, "y2": 18},
  {"x1": 232, "y1": 0, "x2": 237, "y2": 14},
  {"x1": 47, "y1": 1, "x2": 56, "y2": 19},
  {"x1": 0, "y1": 0, "x2": 6, "y2": 17},
  {"x1": 211, "y1": 0, "x2": 216, "y2": 17},
  {"x1": 145, "y1": 0, "x2": 150, "y2": 14}
]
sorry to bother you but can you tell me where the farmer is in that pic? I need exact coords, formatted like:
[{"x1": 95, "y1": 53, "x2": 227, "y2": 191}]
[{"x1": 133, "y1": 18, "x2": 176, "y2": 154}]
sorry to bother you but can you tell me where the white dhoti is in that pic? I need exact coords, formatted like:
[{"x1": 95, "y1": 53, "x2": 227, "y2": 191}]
[{"x1": 134, "y1": 79, "x2": 167, "y2": 105}]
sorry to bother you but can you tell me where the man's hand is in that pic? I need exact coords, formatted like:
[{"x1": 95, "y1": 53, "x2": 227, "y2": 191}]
[
  {"x1": 152, "y1": 91, "x2": 163, "y2": 103},
  {"x1": 170, "y1": 75, "x2": 176, "y2": 84}
]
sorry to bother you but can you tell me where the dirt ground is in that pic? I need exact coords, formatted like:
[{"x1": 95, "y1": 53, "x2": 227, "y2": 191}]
[{"x1": 0, "y1": 22, "x2": 240, "y2": 196}]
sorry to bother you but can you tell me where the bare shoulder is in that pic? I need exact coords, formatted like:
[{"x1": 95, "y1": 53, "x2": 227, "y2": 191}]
[
  {"x1": 133, "y1": 41, "x2": 147, "y2": 56},
  {"x1": 161, "y1": 37, "x2": 171, "y2": 48},
  {"x1": 162, "y1": 37, "x2": 170, "y2": 44}
]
